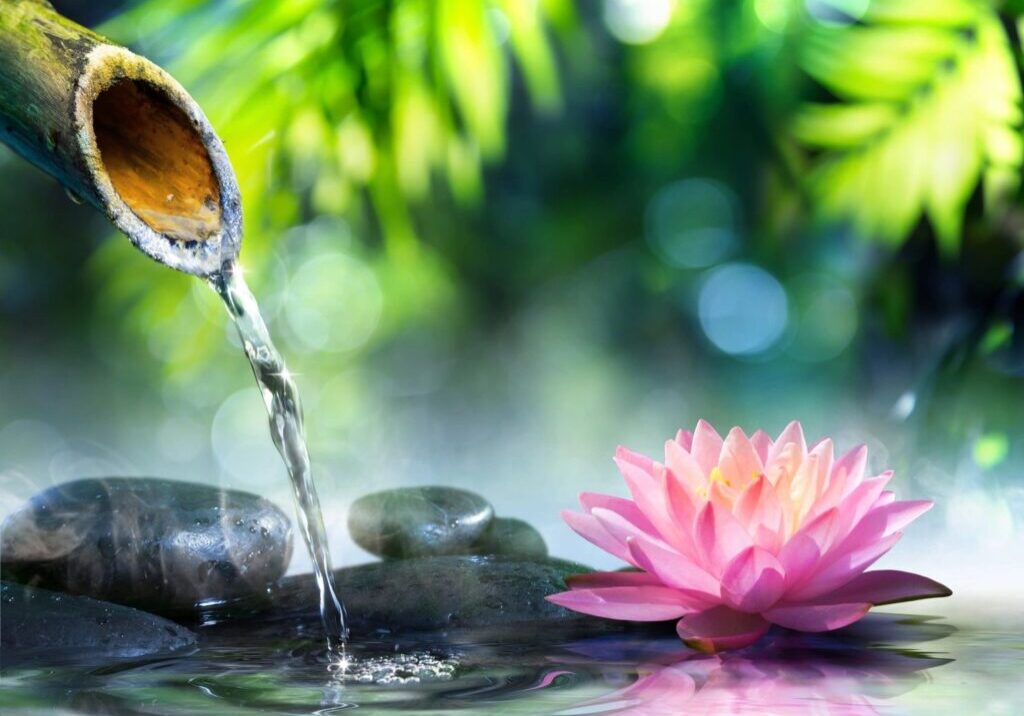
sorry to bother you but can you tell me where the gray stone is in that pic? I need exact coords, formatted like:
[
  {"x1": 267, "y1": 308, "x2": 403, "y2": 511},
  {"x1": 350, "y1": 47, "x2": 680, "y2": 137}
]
[
  {"x1": 0, "y1": 478, "x2": 293, "y2": 614},
  {"x1": 348, "y1": 487, "x2": 493, "y2": 559},
  {"x1": 202, "y1": 555, "x2": 599, "y2": 635},
  {"x1": 472, "y1": 517, "x2": 548, "y2": 558},
  {"x1": 0, "y1": 581, "x2": 196, "y2": 667}
]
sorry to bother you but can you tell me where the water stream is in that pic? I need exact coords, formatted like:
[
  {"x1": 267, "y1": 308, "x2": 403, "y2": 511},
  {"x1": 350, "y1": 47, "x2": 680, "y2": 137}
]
[{"x1": 209, "y1": 259, "x2": 347, "y2": 652}]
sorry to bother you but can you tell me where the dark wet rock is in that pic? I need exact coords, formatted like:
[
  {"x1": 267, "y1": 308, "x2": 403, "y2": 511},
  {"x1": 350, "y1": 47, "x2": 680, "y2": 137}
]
[
  {"x1": 0, "y1": 478, "x2": 293, "y2": 614},
  {"x1": 0, "y1": 581, "x2": 196, "y2": 667},
  {"x1": 472, "y1": 517, "x2": 548, "y2": 558},
  {"x1": 348, "y1": 487, "x2": 494, "y2": 559},
  {"x1": 200, "y1": 555, "x2": 600, "y2": 635}
]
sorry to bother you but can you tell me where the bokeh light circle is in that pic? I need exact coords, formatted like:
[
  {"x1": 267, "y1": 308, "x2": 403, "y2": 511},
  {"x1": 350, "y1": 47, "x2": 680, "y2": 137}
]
[
  {"x1": 211, "y1": 388, "x2": 280, "y2": 485},
  {"x1": 284, "y1": 252, "x2": 383, "y2": 354},
  {"x1": 646, "y1": 178, "x2": 738, "y2": 268},
  {"x1": 157, "y1": 414, "x2": 205, "y2": 464},
  {"x1": 698, "y1": 263, "x2": 788, "y2": 356},
  {"x1": 754, "y1": 0, "x2": 792, "y2": 33},
  {"x1": 603, "y1": 0, "x2": 673, "y2": 45},
  {"x1": 787, "y1": 274, "x2": 858, "y2": 362}
]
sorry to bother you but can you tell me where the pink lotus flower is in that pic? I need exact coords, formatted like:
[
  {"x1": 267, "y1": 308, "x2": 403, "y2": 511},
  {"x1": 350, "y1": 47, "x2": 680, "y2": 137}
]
[{"x1": 547, "y1": 421, "x2": 951, "y2": 652}]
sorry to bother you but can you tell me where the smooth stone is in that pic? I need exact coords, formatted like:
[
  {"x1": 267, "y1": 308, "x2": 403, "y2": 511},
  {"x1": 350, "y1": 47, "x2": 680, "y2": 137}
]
[
  {"x1": 0, "y1": 581, "x2": 196, "y2": 667},
  {"x1": 0, "y1": 477, "x2": 293, "y2": 614},
  {"x1": 199, "y1": 555, "x2": 601, "y2": 635},
  {"x1": 348, "y1": 487, "x2": 494, "y2": 559},
  {"x1": 471, "y1": 517, "x2": 548, "y2": 558}
]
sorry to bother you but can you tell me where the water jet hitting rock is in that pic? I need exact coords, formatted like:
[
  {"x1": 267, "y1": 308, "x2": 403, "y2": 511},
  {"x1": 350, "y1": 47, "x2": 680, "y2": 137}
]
[
  {"x1": 210, "y1": 262, "x2": 349, "y2": 649},
  {"x1": 0, "y1": 0, "x2": 347, "y2": 649}
]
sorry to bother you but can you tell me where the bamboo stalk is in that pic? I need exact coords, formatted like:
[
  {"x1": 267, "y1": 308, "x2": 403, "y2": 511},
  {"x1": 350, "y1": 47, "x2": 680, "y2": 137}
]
[{"x1": 0, "y1": 0, "x2": 241, "y2": 276}]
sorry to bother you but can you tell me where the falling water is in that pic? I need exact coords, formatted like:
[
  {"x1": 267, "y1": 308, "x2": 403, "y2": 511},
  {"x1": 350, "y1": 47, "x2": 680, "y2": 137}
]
[{"x1": 209, "y1": 259, "x2": 347, "y2": 651}]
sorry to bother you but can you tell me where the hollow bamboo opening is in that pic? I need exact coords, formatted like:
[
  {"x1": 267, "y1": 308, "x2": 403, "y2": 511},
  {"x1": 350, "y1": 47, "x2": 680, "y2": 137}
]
[{"x1": 92, "y1": 79, "x2": 222, "y2": 244}]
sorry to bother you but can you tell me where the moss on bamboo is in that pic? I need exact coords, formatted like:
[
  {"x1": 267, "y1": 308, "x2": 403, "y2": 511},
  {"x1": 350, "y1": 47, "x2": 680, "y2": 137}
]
[{"x1": 0, "y1": 0, "x2": 241, "y2": 275}]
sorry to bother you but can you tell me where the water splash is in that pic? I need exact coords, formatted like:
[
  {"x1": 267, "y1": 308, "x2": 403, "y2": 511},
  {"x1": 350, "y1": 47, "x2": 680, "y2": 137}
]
[
  {"x1": 209, "y1": 260, "x2": 347, "y2": 651},
  {"x1": 328, "y1": 652, "x2": 459, "y2": 685}
]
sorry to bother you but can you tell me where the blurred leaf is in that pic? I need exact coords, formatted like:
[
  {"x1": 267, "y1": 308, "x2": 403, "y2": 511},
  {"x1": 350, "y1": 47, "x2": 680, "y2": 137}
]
[
  {"x1": 500, "y1": 0, "x2": 562, "y2": 112},
  {"x1": 437, "y1": 0, "x2": 508, "y2": 159},
  {"x1": 792, "y1": 103, "x2": 900, "y2": 148},
  {"x1": 95, "y1": 0, "x2": 565, "y2": 377},
  {"x1": 864, "y1": 0, "x2": 981, "y2": 26},
  {"x1": 980, "y1": 320, "x2": 1013, "y2": 354},
  {"x1": 791, "y1": 0, "x2": 1022, "y2": 252}
]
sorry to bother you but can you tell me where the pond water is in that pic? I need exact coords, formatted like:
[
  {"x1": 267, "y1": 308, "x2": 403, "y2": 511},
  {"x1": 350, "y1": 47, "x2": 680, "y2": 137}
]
[{"x1": 2, "y1": 602, "x2": 1020, "y2": 715}]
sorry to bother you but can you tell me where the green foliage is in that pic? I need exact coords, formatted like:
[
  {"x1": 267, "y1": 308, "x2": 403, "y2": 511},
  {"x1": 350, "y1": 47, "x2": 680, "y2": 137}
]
[
  {"x1": 791, "y1": 0, "x2": 1023, "y2": 252},
  {"x1": 103, "y1": 0, "x2": 563, "y2": 243},
  {"x1": 93, "y1": 0, "x2": 566, "y2": 380},
  {"x1": 70, "y1": 0, "x2": 1024, "y2": 392}
]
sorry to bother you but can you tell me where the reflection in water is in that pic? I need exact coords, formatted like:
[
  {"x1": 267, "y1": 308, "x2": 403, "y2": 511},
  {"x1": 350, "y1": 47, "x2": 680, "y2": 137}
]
[
  {"x1": 0, "y1": 612, "x2": 980, "y2": 714},
  {"x1": 565, "y1": 652, "x2": 924, "y2": 714},
  {"x1": 557, "y1": 614, "x2": 954, "y2": 716}
]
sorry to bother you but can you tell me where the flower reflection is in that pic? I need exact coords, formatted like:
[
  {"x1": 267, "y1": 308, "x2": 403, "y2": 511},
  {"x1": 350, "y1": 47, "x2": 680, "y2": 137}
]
[
  {"x1": 580, "y1": 656, "x2": 888, "y2": 714},
  {"x1": 557, "y1": 614, "x2": 952, "y2": 715}
]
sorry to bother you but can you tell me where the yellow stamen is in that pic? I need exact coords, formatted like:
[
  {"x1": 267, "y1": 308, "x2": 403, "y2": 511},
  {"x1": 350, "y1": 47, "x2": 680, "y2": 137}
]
[{"x1": 709, "y1": 466, "x2": 732, "y2": 488}]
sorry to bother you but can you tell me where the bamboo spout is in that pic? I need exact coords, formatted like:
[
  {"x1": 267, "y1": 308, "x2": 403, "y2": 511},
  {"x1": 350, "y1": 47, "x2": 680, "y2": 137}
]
[{"x1": 0, "y1": 0, "x2": 241, "y2": 276}]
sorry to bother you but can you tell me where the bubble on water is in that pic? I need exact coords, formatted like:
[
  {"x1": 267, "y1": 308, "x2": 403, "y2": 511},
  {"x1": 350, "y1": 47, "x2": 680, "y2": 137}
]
[{"x1": 697, "y1": 263, "x2": 788, "y2": 356}]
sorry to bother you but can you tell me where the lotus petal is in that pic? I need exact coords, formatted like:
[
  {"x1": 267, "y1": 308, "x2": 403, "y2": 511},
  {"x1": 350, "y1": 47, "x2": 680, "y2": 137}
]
[
  {"x1": 676, "y1": 605, "x2": 770, "y2": 652},
  {"x1": 551, "y1": 421, "x2": 949, "y2": 651}
]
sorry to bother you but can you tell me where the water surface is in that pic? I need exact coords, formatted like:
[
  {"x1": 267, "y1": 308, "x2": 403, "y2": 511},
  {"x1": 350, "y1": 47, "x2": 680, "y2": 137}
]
[{"x1": 1, "y1": 602, "x2": 1020, "y2": 714}]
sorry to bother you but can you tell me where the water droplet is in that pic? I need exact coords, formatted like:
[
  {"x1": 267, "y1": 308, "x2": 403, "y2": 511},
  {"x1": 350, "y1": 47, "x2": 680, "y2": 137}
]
[{"x1": 65, "y1": 188, "x2": 84, "y2": 205}]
